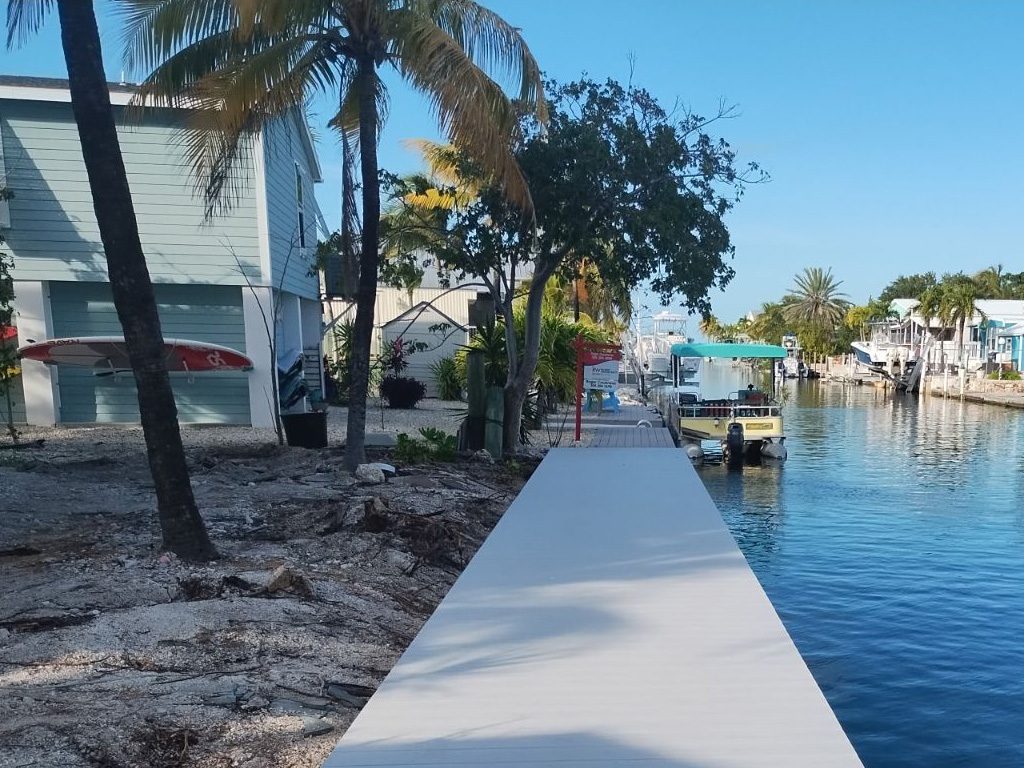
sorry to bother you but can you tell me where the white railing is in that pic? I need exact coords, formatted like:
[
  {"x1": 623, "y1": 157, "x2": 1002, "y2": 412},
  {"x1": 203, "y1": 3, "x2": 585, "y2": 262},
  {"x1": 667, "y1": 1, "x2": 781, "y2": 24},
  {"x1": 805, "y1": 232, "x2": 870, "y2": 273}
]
[{"x1": 678, "y1": 403, "x2": 782, "y2": 419}]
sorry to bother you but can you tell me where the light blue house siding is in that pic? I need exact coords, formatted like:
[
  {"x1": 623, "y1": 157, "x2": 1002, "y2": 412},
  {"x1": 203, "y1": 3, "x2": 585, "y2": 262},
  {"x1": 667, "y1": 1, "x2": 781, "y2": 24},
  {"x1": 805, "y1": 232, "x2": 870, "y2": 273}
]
[
  {"x1": 1, "y1": 76, "x2": 324, "y2": 427},
  {"x1": 49, "y1": 282, "x2": 250, "y2": 424},
  {"x1": 263, "y1": 114, "x2": 319, "y2": 299},
  {"x1": 0, "y1": 99, "x2": 261, "y2": 285}
]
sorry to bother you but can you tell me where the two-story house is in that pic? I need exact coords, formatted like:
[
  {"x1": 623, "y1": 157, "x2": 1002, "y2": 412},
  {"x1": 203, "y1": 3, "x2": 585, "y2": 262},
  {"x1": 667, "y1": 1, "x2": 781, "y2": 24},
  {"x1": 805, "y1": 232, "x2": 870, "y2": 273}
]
[{"x1": 0, "y1": 75, "x2": 323, "y2": 428}]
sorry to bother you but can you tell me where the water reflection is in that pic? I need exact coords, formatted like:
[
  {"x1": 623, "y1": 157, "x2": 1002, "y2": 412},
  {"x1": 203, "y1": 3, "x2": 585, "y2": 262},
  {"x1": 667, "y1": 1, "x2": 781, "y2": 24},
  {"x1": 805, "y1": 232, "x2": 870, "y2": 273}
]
[{"x1": 695, "y1": 367, "x2": 1024, "y2": 767}]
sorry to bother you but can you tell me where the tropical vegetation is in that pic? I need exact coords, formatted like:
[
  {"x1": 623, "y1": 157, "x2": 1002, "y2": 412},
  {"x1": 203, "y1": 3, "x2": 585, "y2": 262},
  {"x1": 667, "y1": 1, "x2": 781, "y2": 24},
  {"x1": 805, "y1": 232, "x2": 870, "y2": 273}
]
[
  {"x1": 707, "y1": 264, "x2": 1013, "y2": 361},
  {"x1": 430, "y1": 77, "x2": 763, "y2": 449},
  {"x1": 121, "y1": 0, "x2": 547, "y2": 470}
]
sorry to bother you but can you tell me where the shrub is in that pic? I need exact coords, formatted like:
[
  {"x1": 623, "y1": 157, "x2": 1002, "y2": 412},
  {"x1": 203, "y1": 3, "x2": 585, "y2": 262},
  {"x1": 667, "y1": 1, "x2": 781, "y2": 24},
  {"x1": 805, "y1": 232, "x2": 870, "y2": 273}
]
[
  {"x1": 394, "y1": 433, "x2": 432, "y2": 463},
  {"x1": 430, "y1": 356, "x2": 464, "y2": 400},
  {"x1": 418, "y1": 427, "x2": 457, "y2": 461},
  {"x1": 988, "y1": 369, "x2": 1022, "y2": 380},
  {"x1": 325, "y1": 321, "x2": 354, "y2": 404},
  {"x1": 380, "y1": 375, "x2": 426, "y2": 408},
  {"x1": 393, "y1": 427, "x2": 458, "y2": 463}
]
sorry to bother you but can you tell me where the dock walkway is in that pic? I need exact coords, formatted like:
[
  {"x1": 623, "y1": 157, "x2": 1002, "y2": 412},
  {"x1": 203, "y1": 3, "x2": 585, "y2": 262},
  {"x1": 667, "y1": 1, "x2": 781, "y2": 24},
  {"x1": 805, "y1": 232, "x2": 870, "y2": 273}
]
[{"x1": 324, "y1": 448, "x2": 862, "y2": 767}]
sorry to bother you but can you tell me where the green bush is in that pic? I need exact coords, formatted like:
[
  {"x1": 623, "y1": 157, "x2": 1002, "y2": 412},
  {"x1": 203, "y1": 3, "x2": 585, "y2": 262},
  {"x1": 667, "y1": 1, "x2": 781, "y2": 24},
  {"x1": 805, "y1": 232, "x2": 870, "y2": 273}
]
[
  {"x1": 988, "y1": 369, "x2": 1022, "y2": 380},
  {"x1": 380, "y1": 375, "x2": 427, "y2": 408},
  {"x1": 393, "y1": 428, "x2": 457, "y2": 463},
  {"x1": 419, "y1": 427, "x2": 457, "y2": 461},
  {"x1": 430, "y1": 356, "x2": 465, "y2": 400}
]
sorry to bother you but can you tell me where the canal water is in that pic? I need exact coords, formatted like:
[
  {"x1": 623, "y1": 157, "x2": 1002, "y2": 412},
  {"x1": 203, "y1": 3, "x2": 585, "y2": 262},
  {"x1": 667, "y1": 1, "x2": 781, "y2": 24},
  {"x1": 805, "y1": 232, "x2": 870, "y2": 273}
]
[{"x1": 696, "y1": 366, "x2": 1024, "y2": 767}]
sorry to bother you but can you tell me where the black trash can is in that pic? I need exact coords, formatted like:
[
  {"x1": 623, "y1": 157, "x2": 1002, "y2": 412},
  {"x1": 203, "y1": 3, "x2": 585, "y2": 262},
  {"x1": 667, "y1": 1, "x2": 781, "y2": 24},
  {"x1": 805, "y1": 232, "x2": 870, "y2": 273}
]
[{"x1": 281, "y1": 412, "x2": 328, "y2": 449}]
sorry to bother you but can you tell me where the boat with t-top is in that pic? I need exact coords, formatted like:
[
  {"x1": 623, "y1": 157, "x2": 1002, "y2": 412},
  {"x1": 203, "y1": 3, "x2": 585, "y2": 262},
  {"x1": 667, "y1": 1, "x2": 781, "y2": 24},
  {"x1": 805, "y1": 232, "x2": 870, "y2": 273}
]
[{"x1": 655, "y1": 341, "x2": 789, "y2": 463}]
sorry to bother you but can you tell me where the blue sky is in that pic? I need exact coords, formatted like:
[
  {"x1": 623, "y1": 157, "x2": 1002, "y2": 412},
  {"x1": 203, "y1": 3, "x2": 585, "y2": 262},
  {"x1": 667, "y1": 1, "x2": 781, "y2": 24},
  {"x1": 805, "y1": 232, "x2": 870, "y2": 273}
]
[{"x1": 3, "y1": 0, "x2": 1021, "y2": 322}]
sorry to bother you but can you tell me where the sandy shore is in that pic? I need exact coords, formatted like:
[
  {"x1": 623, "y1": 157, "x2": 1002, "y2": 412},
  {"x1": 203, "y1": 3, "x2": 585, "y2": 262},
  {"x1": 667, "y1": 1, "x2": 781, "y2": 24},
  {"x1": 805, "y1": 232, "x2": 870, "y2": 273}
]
[{"x1": 0, "y1": 418, "x2": 537, "y2": 767}]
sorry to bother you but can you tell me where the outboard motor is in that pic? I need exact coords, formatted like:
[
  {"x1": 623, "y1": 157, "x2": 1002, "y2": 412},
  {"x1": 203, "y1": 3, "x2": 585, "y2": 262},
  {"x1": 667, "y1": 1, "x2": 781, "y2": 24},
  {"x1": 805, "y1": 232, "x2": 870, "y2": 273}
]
[{"x1": 725, "y1": 422, "x2": 744, "y2": 467}]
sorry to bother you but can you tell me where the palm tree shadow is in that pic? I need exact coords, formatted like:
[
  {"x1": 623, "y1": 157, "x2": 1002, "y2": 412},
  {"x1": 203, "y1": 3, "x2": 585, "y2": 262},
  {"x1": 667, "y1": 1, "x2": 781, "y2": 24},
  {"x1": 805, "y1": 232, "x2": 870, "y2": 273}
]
[{"x1": 325, "y1": 729, "x2": 715, "y2": 767}]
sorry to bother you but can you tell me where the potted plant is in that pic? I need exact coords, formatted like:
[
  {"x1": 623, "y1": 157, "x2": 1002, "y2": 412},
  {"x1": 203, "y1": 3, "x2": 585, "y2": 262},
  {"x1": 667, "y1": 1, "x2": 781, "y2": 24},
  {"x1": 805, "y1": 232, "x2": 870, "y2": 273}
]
[{"x1": 378, "y1": 336, "x2": 427, "y2": 409}]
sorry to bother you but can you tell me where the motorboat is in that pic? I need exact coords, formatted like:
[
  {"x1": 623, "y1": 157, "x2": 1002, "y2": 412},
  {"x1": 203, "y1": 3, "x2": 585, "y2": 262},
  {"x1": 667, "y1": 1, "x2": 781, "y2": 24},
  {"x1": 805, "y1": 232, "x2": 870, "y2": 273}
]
[
  {"x1": 778, "y1": 334, "x2": 807, "y2": 379},
  {"x1": 625, "y1": 311, "x2": 700, "y2": 393},
  {"x1": 660, "y1": 342, "x2": 789, "y2": 464}
]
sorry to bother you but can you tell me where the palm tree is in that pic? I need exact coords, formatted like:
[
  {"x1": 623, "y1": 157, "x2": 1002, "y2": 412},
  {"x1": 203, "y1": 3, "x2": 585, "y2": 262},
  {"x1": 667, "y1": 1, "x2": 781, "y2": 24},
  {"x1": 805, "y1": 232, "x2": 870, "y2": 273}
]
[
  {"x1": 121, "y1": 0, "x2": 545, "y2": 470},
  {"x1": 538, "y1": 263, "x2": 631, "y2": 331},
  {"x1": 378, "y1": 139, "x2": 482, "y2": 298},
  {"x1": 916, "y1": 285, "x2": 942, "y2": 340},
  {"x1": 973, "y1": 265, "x2": 1006, "y2": 299},
  {"x1": 941, "y1": 281, "x2": 985, "y2": 366},
  {"x1": 699, "y1": 315, "x2": 724, "y2": 341},
  {"x1": 747, "y1": 301, "x2": 787, "y2": 344},
  {"x1": 783, "y1": 267, "x2": 850, "y2": 330},
  {"x1": 7, "y1": 0, "x2": 215, "y2": 560}
]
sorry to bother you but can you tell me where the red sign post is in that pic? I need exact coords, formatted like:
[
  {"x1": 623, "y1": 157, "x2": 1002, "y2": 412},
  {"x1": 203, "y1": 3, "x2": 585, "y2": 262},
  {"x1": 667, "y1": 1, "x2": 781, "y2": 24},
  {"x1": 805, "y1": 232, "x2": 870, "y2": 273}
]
[{"x1": 573, "y1": 336, "x2": 623, "y2": 442}]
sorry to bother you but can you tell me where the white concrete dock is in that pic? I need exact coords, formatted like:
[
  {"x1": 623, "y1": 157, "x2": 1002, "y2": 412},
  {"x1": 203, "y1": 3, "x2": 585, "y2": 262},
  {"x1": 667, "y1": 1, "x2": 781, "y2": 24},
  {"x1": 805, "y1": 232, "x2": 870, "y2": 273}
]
[{"x1": 324, "y1": 448, "x2": 863, "y2": 767}]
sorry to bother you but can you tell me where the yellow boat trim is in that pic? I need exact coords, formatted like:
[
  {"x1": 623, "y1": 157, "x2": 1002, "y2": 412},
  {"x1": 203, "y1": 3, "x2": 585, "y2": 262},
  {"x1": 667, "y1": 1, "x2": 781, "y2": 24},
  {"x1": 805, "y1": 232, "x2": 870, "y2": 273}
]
[{"x1": 679, "y1": 415, "x2": 785, "y2": 440}]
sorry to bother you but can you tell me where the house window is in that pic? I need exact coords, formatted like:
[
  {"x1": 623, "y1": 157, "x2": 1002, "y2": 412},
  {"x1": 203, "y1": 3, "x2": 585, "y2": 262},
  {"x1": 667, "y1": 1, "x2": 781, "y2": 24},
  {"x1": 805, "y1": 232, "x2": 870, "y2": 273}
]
[{"x1": 295, "y1": 163, "x2": 306, "y2": 249}]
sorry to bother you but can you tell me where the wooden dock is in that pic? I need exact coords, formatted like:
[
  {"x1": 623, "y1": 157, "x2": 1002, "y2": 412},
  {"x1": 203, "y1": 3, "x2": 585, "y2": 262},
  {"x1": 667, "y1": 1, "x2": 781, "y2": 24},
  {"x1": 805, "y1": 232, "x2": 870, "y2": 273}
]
[{"x1": 323, "y1": 448, "x2": 863, "y2": 767}]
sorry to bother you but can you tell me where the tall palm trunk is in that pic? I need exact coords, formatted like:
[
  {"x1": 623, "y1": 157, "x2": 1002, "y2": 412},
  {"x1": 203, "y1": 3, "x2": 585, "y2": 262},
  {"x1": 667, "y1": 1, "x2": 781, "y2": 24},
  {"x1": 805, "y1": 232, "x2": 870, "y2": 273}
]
[
  {"x1": 56, "y1": 0, "x2": 214, "y2": 561},
  {"x1": 344, "y1": 59, "x2": 381, "y2": 470}
]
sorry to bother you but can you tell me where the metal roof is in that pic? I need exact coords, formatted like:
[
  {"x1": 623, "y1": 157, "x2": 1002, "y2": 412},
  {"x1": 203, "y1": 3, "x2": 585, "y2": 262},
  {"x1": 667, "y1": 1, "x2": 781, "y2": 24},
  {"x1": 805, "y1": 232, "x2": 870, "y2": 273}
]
[
  {"x1": 0, "y1": 74, "x2": 137, "y2": 93},
  {"x1": 672, "y1": 342, "x2": 789, "y2": 359}
]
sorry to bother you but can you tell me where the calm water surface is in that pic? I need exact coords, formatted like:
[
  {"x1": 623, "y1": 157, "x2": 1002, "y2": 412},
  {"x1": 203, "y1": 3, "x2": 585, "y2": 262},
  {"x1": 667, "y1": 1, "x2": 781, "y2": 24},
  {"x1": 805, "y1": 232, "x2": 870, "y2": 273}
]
[{"x1": 696, "y1": 370, "x2": 1024, "y2": 767}]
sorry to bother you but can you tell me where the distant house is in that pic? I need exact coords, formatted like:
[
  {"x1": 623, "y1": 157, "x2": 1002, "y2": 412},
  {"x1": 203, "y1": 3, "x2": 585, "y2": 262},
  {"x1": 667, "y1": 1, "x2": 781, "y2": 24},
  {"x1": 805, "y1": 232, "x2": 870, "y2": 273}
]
[
  {"x1": 891, "y1": 298, "x2": 1024, "y2": 370},
  {"x1": 0, "y1": 75, "x2": 324, "y2": 427},
  {"x1": 381, "y1": 302, "x2": 468, "y2": 397},
  {"x1": 324, "y1": 253, "x2": 499, "y2": 390}
]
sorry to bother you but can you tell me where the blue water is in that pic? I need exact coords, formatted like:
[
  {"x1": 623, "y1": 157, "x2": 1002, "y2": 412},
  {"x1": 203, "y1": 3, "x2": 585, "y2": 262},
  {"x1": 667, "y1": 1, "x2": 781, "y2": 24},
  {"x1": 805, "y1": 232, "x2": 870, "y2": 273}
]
[{"x1": 697, "y1": 378, "x2": 1024, "y2": 767}]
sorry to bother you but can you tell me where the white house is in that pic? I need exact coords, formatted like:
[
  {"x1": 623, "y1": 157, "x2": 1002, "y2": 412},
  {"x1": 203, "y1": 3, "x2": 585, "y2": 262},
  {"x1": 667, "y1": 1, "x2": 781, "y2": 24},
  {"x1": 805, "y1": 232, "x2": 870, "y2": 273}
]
[
  {"x1": 0, "y1": 75, "x2": 324, "y2": 427},
  {"x1": 891, "y1": 298, "x2": 1024, "y2": 370},
  {"x1": 324, "y1": 253, "x2": 501, "y2": 392}
]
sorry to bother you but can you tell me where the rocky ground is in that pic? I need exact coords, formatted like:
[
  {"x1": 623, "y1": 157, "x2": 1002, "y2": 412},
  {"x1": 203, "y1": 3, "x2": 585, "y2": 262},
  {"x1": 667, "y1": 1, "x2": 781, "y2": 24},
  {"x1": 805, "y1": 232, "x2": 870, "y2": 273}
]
[{"x1": 0, "y1": 423, "x2": 538, "y2": 767}]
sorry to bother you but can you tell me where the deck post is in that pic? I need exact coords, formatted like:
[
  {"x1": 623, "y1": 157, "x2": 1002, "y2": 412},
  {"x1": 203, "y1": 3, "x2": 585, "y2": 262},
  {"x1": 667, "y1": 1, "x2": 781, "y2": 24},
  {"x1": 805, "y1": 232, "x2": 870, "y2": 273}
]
[
  {"x1": 484, "y1": 385, "x2": 503, "y2": 459},
  {"x1": 464, "y1": 350, "x2": 485, "y2": 450},
  {"x1": 574, "y1": 336, "x2": 584, "y2": 442}
]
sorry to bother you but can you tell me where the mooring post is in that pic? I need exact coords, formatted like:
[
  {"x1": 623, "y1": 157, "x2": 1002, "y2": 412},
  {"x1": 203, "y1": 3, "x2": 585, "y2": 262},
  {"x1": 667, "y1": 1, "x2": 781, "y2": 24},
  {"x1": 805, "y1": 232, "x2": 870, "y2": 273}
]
[
  {"x1": 485, "y1": 386, "x2": 504, "y2": 459},
  {"x1": 463, "y1": 350, "x2": 486, "y2": 451}
]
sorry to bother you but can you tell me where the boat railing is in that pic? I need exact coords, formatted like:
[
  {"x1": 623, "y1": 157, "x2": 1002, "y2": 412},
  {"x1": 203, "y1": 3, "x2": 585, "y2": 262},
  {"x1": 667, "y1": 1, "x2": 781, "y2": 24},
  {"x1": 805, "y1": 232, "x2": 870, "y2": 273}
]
[{"x1": 678, "y1": 403, "x2": 782, "y2": 419}]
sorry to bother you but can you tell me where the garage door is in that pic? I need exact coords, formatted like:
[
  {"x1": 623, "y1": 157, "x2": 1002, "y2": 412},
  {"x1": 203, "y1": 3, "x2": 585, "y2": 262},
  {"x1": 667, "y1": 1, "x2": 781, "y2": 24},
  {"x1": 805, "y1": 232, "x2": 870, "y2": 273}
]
[{"x1": 49, "y1": 282, "x2": 251, "y2": 424}]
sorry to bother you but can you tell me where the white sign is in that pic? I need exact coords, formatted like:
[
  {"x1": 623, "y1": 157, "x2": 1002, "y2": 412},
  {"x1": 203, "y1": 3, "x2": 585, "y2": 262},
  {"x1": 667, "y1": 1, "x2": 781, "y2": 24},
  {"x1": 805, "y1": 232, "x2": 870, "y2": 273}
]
[{"x1": 584, "y1": 360, "x2": 619, "y2": 390}]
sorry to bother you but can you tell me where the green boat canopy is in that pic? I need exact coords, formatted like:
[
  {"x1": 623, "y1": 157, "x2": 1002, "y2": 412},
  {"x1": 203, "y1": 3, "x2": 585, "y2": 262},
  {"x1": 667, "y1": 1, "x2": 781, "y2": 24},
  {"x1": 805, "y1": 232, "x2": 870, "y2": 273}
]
[{"x1": 671, "y1": 342, "x2": 789, "y2": 359}]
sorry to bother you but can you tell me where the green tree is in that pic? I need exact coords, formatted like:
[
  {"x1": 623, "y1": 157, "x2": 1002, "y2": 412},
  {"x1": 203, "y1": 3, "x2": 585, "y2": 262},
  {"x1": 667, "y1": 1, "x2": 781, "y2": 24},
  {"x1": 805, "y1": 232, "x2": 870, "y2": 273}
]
[
  {"x1": 916, "y1": 285, "x2": 943, "y2": 341},
  {"x1": 699, "y1": 314, "x2": 725, "y2": 341},
  {"x1": 7, "y1": 0, "x2": 215, "y2": 559},
  {"x1": 940, "y1": 279, "x2": 984, "y2": 365},
  {"x1": 878, "y1": 272, "x2": 937, "y2": 304},
  {"x1": 844, "y1": 298, "x2": 894, "y2": 341},
  {"x1": 746, "y1": 301, "x2": 788, "y2": 344},
  {"x1": 783, "y1": 267, "x2": 850, "y2": 330},
  {"x1": 122, "y1": 0, "x2": 545, "y2": 470},
  {"x1": 434, "y1": 78, "x2": 762, "y2": 449},
  {"x1": 970, "y1": 264, "x2": 1024, "y2": 300}
]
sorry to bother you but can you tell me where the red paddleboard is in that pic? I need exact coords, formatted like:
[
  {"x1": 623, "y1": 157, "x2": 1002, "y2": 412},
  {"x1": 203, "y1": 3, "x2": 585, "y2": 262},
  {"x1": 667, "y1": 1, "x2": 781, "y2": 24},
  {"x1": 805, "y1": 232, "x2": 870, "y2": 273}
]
[
  {"x1": 18, "y1": 337, "x2": 253, "y2": 372},
  {"x1": 1, "y1": 325, "x2": 15, "y2": 344}
]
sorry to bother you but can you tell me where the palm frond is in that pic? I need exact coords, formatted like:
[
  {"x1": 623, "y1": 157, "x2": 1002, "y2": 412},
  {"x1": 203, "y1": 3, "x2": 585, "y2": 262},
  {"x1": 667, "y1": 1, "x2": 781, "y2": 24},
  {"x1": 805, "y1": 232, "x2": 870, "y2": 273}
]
[
  {"x1": 422, "y1": 0, "x2": 546, "y2": 121},
  {"x1": 6, "y1": 0, "x2": 55, "y2": 49},
  {"x1": 391, "y1": 5, "x2": 541, "y2": 211},
  {"x1": 118, "y1": 0, "x2": 239, "y2": 76}
]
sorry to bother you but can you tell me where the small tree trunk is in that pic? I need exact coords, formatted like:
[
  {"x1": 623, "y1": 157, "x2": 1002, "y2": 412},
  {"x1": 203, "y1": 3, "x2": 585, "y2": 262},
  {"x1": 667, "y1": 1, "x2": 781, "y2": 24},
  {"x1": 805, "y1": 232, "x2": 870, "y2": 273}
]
[
  {"x1": 56, "y1": 0, "x2": 214, "y2": 561},
  {"x1": 344, "y1": 59, "x2": 382, "y2": 471},
  {"x1": 503, "y1": 269, "x2": 550, "y2": 453}
]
